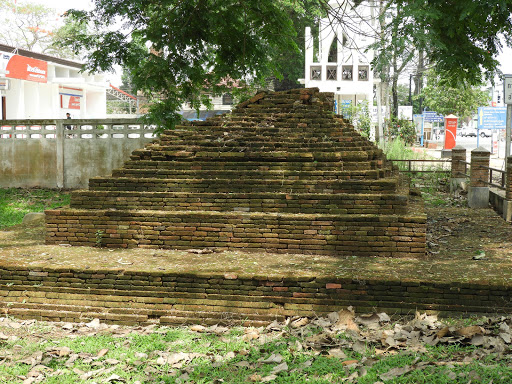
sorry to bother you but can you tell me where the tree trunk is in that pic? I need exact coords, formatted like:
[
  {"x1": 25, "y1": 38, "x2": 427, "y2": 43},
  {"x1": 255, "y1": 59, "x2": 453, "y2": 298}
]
[{"x1": 414, "y1": 49, "x2": 424, "y2": 96}]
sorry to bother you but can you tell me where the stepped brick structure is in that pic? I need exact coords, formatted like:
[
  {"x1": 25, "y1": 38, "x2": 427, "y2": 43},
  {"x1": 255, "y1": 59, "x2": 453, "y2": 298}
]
[{"x1": 46, "y1": 88, "x2": 426, "y2": 257}]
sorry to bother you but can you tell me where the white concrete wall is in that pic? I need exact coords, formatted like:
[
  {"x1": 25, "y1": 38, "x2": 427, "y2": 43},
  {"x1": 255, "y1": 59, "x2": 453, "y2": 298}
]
[{"x1": 0, "y1": 119, "x2": 156, "y2": 189}]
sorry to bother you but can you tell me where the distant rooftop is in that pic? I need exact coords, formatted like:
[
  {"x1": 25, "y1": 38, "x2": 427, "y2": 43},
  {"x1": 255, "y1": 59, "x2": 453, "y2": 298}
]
[{"x1": 0, "y1": 43, "x2": 83, "y2": 70}]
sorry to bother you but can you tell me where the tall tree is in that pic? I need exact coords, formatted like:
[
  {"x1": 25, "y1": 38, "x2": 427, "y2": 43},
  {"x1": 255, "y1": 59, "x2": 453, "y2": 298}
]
[
  {"x1": 0, "y1": 0, "x2": 58, "y2": 52},
  {"x1": 272, "y1": 0, "x2": 325, "y2": 91},
  {"x1": 388, "y1": 0, "x2": 512, "y2": 85},
  {"x1": 60, "y1": 0, "x2": 512, "y2": 129},
  {"x1": 61, "y1": 0, "x2": 304, "y2": 130},
  {"x1": 0, "y1": 0, "x2": 82, "y2": 59},
  {"x1": 420, "y1": 71, "x2": 490, "y2": 121}
]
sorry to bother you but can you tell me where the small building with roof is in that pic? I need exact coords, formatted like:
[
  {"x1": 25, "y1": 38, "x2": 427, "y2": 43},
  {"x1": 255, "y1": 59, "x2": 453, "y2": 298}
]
[{"x1": 0, "y1": 43, "x2": 108, "y2": 120}]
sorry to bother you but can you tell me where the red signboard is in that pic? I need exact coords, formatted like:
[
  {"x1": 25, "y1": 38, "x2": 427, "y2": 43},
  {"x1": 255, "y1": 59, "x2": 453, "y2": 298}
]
[
  {"x1": 60, "y1": 95, "x2": 81, "y2": 110},
  {"x1": 5, "y1": 55, "x2": 48, "y2": 83},
  {"x1": 444, "y1": 115, "x2": 458, "y2": 150}
]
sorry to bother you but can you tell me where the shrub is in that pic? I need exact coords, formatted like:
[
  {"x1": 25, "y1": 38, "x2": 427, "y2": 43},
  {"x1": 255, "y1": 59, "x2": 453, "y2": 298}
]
[
  {"x1": 386, "y1": 117, "x2": 416, "y2": 145},
  {"x1": 343, "y1": 100, "x2": 371, "y2": 137}
]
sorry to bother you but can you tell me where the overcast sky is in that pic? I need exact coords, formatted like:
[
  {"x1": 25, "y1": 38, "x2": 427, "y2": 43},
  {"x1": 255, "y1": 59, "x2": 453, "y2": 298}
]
[{"x1": 41, "y1": 0, "x2": 93, "y2": 12}]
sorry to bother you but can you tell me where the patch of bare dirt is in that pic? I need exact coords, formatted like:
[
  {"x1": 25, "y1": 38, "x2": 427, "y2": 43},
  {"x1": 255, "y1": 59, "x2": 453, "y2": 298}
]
[{"x1": 0, "y1": 202, "x2": 511, "y2": 285}]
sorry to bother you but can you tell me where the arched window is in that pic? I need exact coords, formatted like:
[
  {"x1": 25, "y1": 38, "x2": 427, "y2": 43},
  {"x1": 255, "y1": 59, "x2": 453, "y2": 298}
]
[{"x1": 328, "y1": 36, "x2": 338, "y2": 63}]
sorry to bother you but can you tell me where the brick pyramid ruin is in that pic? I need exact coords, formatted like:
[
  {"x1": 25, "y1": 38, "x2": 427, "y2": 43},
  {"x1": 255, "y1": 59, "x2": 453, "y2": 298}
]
[{"x1": 46, "y1": 88, "x2": 426, "y2": 257}]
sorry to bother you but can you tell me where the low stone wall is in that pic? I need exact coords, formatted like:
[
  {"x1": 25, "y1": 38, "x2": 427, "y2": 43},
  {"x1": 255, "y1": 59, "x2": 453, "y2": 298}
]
[
  {"x1": 0, "y1": 119, "x2": 156, "y2": 189},
  {"x1": 0, "y1": 265, "x2": 511, "y2": 325}
]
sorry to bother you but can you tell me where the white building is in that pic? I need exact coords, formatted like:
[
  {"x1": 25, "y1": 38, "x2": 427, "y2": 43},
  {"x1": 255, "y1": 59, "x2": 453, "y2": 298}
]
[
  {"x1": 180, "y1": 93, "x2": 234, "y2": 121},
  {"x1": 302, "y1": 0, "x2": 377, "y2": 111},
  {"x1": 0, "y1": 44, "x2": 108, "y2": 120}
]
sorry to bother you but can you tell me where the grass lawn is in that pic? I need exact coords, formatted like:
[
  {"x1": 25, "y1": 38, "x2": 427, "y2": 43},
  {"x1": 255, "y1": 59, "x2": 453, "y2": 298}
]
[
  {"x1": 0, "y1": 188, "x2": 70, "y2": 229},
  {"x1": 0, "y1": 315, "x2": 511, "y2": 383}
]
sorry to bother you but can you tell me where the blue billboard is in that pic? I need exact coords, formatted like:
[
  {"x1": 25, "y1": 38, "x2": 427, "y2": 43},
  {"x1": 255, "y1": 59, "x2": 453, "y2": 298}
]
[{"x1": 477, "y1": 107, "x2": 506, "y2": 129}]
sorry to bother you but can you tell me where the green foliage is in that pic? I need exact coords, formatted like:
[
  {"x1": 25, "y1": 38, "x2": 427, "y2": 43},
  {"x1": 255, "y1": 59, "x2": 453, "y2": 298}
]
[
  {"x1": 95, "y1": 230, "x2": 105, "y2": 247},
  {"x1": 420, "y1": 70, "x2": 491, "y2": 120},
  {"x1": 271, "y1": 1, "x2": 325, "y2": 91},
  {"x1": 386, "y1": 117, "x2": 416, "y2": 145},
  {"x1": 53, "y1": 0, "x2": 512, "y2": 130},
  {"x1": 0, "y1": 0, "x2": 79, "y2": 59},
  {"x1": 396, "y1": 84, "x2": 411, "y2": 107},
  {"x1": 0, "y1": 188, "x2": 70, "y2": 229},
  {"x1": 385, "y1": 0, "x2": 512, "y2": 85},
  {"x1": 61, "y1": 0, "x2": 311, "y2": 132},
  {"x1": 381, "y1": 137, "x2": 418, "y2": 160},
  {"x1": 345, "y1": 101, "x2": 371, "y2": 137}
]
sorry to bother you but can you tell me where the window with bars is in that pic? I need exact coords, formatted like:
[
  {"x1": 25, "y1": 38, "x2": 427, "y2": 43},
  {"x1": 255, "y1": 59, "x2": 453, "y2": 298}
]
[
  {"x1": 342, "y1": 66, "x2": 353, "y2": 81},
  {"x1": 310, "y1": 66, "x2": 322, "y2": 80},
  {"x1": 327, "y1": 66, "x2": 337, "y2": 81},
  {"x1": 358, "y1": 66, "x2": 369, "y2": 81}
]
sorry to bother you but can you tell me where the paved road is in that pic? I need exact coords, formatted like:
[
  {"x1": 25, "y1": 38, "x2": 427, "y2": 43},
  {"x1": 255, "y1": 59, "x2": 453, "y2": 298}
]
[{"x1": 427, "y1": 135, "x2": 509, "y2": 169}]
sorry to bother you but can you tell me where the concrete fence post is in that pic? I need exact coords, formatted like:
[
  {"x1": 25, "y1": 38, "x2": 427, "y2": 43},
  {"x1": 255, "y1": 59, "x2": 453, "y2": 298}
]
[
  {"x1": 450, "y1": 145, "x2": 466, "y2": 192},
  {"x1": 504, "y1": 156, "x2": 512, "y2": 221},
  {"x1": 55, "y1": 120, "x2": 64, "y2": 189},
  {"x1": 468, "y1": 147, "x2": 490, "y2": 208}
]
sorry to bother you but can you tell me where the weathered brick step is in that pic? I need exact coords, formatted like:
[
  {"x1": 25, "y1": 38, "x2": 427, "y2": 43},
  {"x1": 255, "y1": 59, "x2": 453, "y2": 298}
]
[
  {"x1": 88, "y1": 176, "x2": 399, "y2": 194},
  {"x1": 111, "y1": 168, "x2": 384, "y2": 180},
  {"x1": 131, "y1": 151, "x2": 374, "y2": 162},
  {"x1": 0, "y1": 283, "x2": 382, "y2": 306},
  {"x1": 158, "y1": 136, "x2": 371, "y2": 148},
  {"x1": 70, "y1": 190, "x2": 407, "y2": 214},
  {"x1": 46, "y1": 207, "x2": 426, "y2": 257},
  {"x1": 152, "y1": 139, "x2": 372, "y2": 150},
  {"x1": 165, "y1": 124, "x2": 356, "y2": 135},
  {"x1": 0, "y1": 294, "x2": 285, "y2": 318},
  {"x1": 161, "y1": 125, "x2": 366, "y2": 138},
  {"x1": 122, "y1": 160, "x2": 383, "y2": 172},
  {"x1": 134, "y1": 146, "x2": 377, "y2": 160},
  {"x1": 0, "y1": 303, "x2": 279, "y2": 327}
]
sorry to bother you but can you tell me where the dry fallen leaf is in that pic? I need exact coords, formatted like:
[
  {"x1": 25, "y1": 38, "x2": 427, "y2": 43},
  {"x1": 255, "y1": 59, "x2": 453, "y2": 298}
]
[
  {"x1": 270, "y1": 362, "x2": 288, "y2": 375},
  {"x1": 334, "y1": 308, "x2": 359, "y2": 333},
  {"x1": 327, "y1": 348, "x2": 347, "y2": 359},
  {"x1": 261, "y1": 374, "x2": 277, "y2": 382},
  {"x1": 379, "y1": 365, "x2": 413, "y2": 381},
  {"x1": 455, "y1": 326, "x2": 485, "y2": 338},
  {"x1": 247, "y1": 374, "x2": 262, "y2": 382},
  {"x1": 291, "y1": 317, "x2": 309, "y2": 328},
  {"x1": 187, "y1": 248, "x2": 214, "y2": 254},
  {"x1": 86, "y1": 319, "x2": 101, "y2": 329},
  {"x1": 260, "y1": 353, "x2": 283, "y2": 364},
  {"x1": 190, "y1": 325, "x2": 206, "y2": 333}
]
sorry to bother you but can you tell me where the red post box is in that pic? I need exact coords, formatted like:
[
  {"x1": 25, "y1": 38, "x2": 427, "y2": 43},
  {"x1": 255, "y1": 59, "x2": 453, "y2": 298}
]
[{"x1": 444, "y1": 114, "x2": 458, "y2": 150}]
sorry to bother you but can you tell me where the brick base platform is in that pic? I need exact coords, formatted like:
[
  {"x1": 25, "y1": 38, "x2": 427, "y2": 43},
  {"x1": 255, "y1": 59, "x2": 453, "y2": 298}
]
[{"x1": 1, "y1": 264, "x2": 510, "y2": 326}]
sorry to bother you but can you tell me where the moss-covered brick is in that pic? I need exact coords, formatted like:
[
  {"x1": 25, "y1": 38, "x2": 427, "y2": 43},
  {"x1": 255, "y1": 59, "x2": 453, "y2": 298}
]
[{"x1": 45, "y1": 88, "x2": 425, "y2": 257}]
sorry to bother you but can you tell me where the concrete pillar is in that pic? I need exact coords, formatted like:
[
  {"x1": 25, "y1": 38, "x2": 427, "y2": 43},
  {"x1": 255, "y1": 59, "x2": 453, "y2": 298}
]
[
  {"x1": 468, "y1": 147, "x2": 490, "y2": 208},
  {"x1": 56, "y1": 120, "x2": 64, "y2": 189},
  {"x1": 450, "y1": 145, "x2": 466, "y2": 192},
  {"x1": 504, "y1": 156, "x2": 512, "y2": 221}
]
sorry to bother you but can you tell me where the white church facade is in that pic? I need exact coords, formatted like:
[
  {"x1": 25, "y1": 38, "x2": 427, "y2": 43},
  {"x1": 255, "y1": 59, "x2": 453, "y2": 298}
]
[{"x1": 302, "y1": 0, "x2": 377, "y2": 113}]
